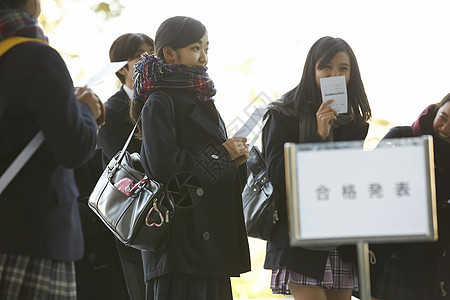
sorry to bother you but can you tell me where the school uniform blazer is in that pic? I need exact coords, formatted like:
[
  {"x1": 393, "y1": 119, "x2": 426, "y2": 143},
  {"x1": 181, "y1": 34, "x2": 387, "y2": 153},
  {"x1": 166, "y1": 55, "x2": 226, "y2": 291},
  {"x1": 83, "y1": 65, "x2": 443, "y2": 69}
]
[
  {"x1": 263, "y1": 110, "x2": 369, "y2": 280},
  {"x1": 140, "y1": 89, "x2": 251, "y2": 281},
  {"x1": 0, "y1": 42, "x2": 97, "y2": 261},
  {"x1": 97, "y1": 86, "x2": 141, "y2": 163}
]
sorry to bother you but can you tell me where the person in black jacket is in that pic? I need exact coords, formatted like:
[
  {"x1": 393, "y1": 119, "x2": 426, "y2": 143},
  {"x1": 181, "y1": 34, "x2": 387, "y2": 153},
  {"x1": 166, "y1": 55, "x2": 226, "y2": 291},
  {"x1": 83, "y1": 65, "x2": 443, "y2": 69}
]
[
  {"x1": 97, "y1": 33, "x2": 154, "y2": 300},
  {"x1": 0, "y1": 0, "x2": 101, "y2": 298},
  {"x1": 130, "y1": 16, "x2": 251, "y2": 300},
  {"x1": 98, "y1": 33, "x2": 154, "y2": 163},
  {"x1": 370, "y1": 94, "x2": 450, "y2": 300},
  {"x1": 263, "y1": 36, "x2": 371, "y2": 299}
]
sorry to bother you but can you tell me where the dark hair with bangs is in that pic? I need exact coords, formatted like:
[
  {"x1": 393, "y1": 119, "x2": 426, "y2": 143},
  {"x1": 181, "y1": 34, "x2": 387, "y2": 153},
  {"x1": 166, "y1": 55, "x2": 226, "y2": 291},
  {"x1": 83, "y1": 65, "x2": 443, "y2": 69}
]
[
  {"x1": 109, "y1": 33, "x2": 154, "y2": 84},
  {"x1": 283, "y1": 36, "x2": 371, "y2": 124},
  {"x1": 430, "y1": 92, "x2": 450, "y2": 129},
  {"x1": 154, "y1": 16, "x2": 206, "y2": 62}
]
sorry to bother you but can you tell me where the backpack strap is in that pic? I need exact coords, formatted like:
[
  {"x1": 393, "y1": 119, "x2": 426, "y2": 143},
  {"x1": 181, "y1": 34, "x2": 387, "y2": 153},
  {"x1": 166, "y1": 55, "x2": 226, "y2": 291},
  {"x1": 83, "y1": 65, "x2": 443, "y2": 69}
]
[
  {"x1": 0, "y1": 37, "x2": 46, "y2": 195},
  {"x1": 0, "y1": 36, "x2": 45, "y2": 56}
]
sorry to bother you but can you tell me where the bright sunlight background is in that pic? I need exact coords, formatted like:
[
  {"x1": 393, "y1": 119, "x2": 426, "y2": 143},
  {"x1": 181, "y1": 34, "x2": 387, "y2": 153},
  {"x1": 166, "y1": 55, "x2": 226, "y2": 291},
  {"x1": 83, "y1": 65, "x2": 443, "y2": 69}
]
[{"x1": 38, "y1": 0, "x2": 450, "y2": 298}]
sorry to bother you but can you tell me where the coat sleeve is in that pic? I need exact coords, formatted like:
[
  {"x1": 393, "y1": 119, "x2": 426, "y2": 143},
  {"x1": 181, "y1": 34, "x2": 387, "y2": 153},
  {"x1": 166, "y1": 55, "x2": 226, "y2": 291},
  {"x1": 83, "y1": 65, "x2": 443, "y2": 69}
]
[
  {"x1": 140, "y1": 94, "x2": 238, "y2": 185},
  {"x1": 26, "y1": 44, "x2": 97, "y2": 168}
]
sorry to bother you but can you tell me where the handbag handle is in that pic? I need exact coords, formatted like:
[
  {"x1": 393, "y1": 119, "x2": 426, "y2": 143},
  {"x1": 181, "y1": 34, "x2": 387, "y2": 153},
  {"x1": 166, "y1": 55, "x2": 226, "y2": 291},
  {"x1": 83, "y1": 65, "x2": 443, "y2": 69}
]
[
  {"x1": 248, "y1": 111, "x2": 270, "y2": 149},
  {"x1": 111, "y1": 92, "x2": 175, "y2": 173}
]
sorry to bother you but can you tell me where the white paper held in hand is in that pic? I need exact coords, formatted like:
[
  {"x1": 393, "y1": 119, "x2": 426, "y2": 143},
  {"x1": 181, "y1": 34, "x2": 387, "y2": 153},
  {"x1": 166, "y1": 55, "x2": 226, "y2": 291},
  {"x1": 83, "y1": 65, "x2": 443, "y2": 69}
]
[
  {"x1": 320, "y1": 75, "x2": 348, "y2": 114},
  {"x1": 85, "y1": 61, "x2": 127, "y2": 88},
  {"x1": 233, "y1": 107, "x2": 267, "y2": 139}
]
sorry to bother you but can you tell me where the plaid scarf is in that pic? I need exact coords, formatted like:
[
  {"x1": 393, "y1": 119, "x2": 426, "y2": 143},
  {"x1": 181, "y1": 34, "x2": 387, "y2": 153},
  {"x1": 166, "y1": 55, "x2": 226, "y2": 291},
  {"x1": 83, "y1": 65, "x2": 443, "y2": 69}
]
[
  {"x1": 0, "y1": 8, "x2": 48, "y2": 42},
  {"x1": 133, "y1": 53, "x2": 216, "y2": 103}
]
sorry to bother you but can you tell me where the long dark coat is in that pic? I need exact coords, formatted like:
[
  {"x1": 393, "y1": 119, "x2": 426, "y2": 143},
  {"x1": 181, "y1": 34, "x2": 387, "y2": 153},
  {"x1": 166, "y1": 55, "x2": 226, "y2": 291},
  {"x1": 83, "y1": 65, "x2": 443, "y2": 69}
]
[
  {"x1": 263, "y1": 109, "x2": 369, "y2": 280},
  {"x1": 140, "y1": 89, "x2": 251, "y2": 281}
]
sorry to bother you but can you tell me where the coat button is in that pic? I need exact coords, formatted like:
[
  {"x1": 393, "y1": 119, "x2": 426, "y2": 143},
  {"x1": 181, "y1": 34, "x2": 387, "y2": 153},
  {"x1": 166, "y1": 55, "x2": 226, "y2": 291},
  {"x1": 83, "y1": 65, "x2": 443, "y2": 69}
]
[
  {"x1": 202, "y1": 232, "x2": 210, "y2": 240},
  {"x1": 196, "y1": 188, "x2": 204, "y2": 197},
  {"x1": 211, "y1": 154, "x2": 219, "y2": 160}
]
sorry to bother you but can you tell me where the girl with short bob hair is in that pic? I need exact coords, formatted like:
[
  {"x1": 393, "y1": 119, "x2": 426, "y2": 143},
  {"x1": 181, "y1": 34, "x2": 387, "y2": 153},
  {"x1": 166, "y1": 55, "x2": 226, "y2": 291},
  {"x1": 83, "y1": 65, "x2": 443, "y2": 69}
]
[
  {"x1": 131, "y1": 16, "x2": 251, "y2": 300},
  {"x1": 263, "y1": 36, "x2": 371, "y2": 299}
]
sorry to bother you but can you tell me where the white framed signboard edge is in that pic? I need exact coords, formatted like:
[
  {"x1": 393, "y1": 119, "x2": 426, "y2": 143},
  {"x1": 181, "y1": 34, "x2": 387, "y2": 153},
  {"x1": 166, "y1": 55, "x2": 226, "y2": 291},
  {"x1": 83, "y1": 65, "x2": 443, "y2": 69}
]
[{"x1": 284, "y1": 135, "x2": 437, "y2": 248}]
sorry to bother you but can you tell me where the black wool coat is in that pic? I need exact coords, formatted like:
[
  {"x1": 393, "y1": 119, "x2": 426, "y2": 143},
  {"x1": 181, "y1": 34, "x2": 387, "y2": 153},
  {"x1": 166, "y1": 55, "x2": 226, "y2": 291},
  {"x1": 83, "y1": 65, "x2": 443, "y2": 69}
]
[{"x1": 140, "y1": 89, "x2": 251, "y2": 281}]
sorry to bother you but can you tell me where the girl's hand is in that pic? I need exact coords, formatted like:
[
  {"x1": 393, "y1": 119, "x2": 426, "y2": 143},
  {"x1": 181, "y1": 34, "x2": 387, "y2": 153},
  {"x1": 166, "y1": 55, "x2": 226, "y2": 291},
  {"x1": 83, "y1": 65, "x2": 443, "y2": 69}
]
[
  {"x1": 233, "y1": 152, "x2": 250, "y2": 167},
  {"x1": 75, "y1": 86, "x2": 102, "y2": 120},
  {"x1": 316, "y1": 99, "x2": 338, "y2": 140},
  {"x1": 222, "y1": 137, "x2": 249, "y2": 165}
]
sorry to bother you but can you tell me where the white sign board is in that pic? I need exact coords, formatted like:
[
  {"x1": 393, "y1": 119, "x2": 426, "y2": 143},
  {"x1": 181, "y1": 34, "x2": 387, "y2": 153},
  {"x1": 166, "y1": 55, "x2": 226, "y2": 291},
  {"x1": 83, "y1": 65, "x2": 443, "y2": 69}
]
[{"x1": 284, "y1": 136, "x2": 437, "y2": 247}]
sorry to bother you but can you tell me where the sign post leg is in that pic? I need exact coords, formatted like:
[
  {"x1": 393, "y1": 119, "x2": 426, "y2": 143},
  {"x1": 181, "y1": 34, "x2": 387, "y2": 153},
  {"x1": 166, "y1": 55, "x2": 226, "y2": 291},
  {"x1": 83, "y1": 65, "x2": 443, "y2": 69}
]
[{"x1": 357, "y1": 240, "x2": 371, "y2": 300}]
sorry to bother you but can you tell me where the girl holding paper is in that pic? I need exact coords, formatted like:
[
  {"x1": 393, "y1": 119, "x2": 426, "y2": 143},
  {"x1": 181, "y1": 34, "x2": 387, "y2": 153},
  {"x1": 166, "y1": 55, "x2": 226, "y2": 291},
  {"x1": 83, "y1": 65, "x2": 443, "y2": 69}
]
[
  {"x1": 370, "y1": 94, "x2": 450, "y2": 299},
  {"x1": 263, "y1": 36, "x2": 371, "y2": 299},
  {"x1": 130, "y1": 16, "x2": 250, "y2": 300}
]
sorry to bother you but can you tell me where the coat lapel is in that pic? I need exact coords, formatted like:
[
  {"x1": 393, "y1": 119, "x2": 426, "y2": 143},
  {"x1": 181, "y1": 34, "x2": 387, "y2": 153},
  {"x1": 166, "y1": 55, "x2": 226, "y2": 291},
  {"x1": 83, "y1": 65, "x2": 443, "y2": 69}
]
[{"x1": 190, "y1": 104, "x2": 227, "y2": 142}]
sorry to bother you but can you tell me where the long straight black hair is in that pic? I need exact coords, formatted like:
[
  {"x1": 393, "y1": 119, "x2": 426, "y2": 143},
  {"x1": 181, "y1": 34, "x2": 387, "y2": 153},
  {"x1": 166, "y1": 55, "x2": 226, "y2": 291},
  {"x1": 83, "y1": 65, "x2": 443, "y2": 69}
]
[{"x1": 283, "y1": 36, "x2": 371, "y2": 124}]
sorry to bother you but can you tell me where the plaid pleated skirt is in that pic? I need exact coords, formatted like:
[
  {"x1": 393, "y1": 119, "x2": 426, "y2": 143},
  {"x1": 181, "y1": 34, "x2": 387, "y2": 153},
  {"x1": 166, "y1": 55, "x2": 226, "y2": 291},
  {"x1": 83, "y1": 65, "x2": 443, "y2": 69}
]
[
  {"x1": 145, "y1": 274, "x2": 232, "y2": 300},
  {"x1": 0, "y1": 253, "x2": 76, "y2": 300},
  {"x1": 271, "y1": 249, "x2": 358, "y2": 295}
]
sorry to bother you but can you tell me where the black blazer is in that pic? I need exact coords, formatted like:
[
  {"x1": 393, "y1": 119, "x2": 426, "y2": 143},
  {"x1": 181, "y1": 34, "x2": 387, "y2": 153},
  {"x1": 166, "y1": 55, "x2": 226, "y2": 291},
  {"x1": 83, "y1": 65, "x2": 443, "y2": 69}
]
[
  {"x1": 140, "y1": 89, "x2": 251, "y2": 281},
  {"x1": 97, "y1": 86, "x2": 141, "y2": 163},
  {"x1": 263, "y1": 110, "x2": 369, "y2": 280},
  {"x1": 0, "y1": 42, "x2": 97, "y2": 261}
]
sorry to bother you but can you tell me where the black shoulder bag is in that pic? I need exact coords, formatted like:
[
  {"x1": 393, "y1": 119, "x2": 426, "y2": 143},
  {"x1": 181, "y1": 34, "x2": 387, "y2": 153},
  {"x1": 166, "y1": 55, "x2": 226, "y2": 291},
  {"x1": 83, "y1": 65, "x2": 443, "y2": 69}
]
[{"x1": 242, "y1": 115, "x2": 279, "y2": 241}]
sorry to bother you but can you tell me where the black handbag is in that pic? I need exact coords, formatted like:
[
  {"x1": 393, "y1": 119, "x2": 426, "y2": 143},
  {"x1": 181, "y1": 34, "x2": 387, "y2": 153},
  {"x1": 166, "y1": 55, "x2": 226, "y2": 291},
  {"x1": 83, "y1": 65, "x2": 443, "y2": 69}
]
[
  {"x1": 242, "y1": 144, "x2": 279, "y2": 241},
  {"x1": 241, "y1": 114, "x2": 279, "y2": 241},
  {"x1": 88, "y1": 97, "x2": 175, "y2": 253},
  {"x1": 242, "y1": 111, "x2": 338, "y2": 250}
]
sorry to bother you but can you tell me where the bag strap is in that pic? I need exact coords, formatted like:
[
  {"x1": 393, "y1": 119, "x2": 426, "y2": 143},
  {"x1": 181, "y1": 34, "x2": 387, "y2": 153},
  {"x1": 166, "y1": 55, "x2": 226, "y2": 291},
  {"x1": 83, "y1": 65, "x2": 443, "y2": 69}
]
[
  {"x1": 0, "y1": 36, "x2": 44, "y2": 56},
  {"x1": 248, "y1": 110, "x2": 270, "y2": 149},
  {"x1": 0, "y1": 37, "x2": 47, "y2": 195},
  {"x1": 112, "y1": 91, "x2": 175, "y2": 171},
  {"x1": 0, "y1": 131, "x2": 44, "y2": 195}
]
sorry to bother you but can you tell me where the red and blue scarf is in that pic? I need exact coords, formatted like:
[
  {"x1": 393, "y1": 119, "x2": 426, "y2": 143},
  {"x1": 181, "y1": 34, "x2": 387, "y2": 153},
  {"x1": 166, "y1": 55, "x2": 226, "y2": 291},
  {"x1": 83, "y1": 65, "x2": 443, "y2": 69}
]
[
  {"x1": 0, "y1": 8, "x2": 48, "y2": 42},
  {"x1": 133, "y1": 53, "x2": 216, "y2": 103}
]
